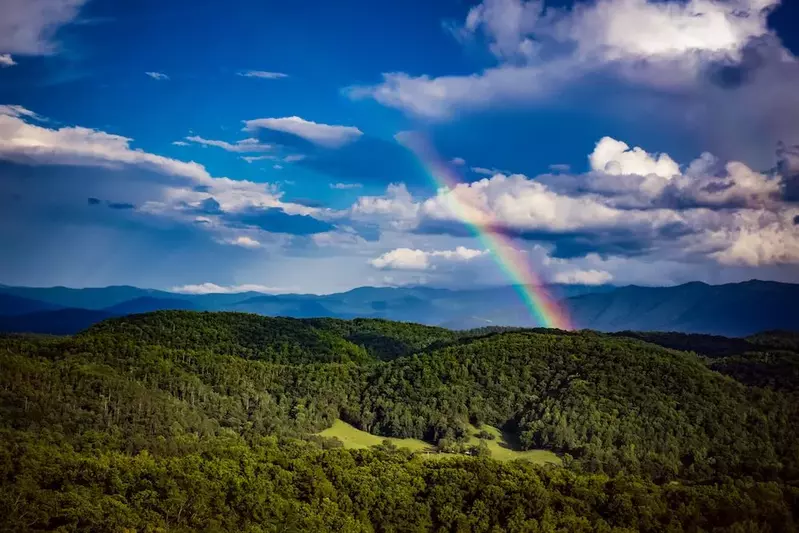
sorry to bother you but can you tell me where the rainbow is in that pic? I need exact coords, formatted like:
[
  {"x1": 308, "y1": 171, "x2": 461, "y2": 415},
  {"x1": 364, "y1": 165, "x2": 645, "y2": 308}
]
[{"x1": 403, "y1": 133, "x2": 572, "y2": 330}]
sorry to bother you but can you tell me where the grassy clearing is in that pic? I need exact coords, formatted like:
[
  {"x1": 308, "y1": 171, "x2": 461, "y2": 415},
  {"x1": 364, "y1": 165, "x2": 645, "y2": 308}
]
[
  {"x1": 465, "y1": 424, "x2": 561, "y2": 465},
  {"x1": 317, "y1": 419, "x2": 432, "y2": 452},
  {"x1": 316, "y1": 420, "x2": 561, "y2": 465}
]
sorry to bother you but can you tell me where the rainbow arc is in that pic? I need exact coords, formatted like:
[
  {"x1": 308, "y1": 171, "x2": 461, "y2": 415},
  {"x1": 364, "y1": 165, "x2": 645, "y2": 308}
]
[{"x1": 404, "y1": 133, "x2": 572, "y2": 330}]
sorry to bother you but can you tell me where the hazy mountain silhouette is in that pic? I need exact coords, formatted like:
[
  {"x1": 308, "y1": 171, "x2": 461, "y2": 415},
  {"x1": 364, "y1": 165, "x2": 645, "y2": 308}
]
[{"x1": 0, "y1": 280, "x2": 796, "y2": 336}]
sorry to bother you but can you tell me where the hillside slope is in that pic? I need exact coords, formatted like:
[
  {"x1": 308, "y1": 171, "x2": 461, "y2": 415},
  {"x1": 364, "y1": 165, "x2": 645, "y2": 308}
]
[{"x1": 2, "y1": 311, "x2": 799, "y2": 531}]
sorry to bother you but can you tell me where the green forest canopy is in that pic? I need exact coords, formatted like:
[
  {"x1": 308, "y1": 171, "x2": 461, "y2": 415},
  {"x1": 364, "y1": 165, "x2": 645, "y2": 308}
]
[{"x1": 2, "y1": 310, "x2": 799, "y2": 531}]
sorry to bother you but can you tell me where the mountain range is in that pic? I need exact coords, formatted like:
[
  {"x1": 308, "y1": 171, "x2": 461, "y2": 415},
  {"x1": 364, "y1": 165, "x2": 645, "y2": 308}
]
[{"x1": 0, "y1": 280, "x2": 796, "y2": 336}]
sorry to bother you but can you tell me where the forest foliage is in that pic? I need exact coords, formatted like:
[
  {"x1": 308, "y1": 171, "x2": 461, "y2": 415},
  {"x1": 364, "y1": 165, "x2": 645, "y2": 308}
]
[{"x1": 2, "y1": 311, "x2": 799, "y2": 531}]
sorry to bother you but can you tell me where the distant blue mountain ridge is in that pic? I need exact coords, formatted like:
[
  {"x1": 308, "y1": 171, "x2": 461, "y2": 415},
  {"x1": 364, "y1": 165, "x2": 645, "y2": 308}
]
[{"x1": 0, "y1": 280, "x2": 796, "y2": 337}]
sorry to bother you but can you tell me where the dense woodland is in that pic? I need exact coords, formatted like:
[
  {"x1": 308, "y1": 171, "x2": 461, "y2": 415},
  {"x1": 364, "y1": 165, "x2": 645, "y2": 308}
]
[{"x1": 2, "y1": 311, "x2": 799, "y2": 531}]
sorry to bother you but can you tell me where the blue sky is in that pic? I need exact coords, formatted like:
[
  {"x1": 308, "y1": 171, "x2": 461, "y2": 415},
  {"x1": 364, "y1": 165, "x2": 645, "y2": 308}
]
[{"x1": 1, "y1": 0, "x2": 798, "y2": 294}]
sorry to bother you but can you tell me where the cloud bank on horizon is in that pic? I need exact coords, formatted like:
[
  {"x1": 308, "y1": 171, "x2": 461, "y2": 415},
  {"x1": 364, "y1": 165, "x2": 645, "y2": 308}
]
[{"x1": 0, "y1": 0, "x2": 797, "y2": 294}]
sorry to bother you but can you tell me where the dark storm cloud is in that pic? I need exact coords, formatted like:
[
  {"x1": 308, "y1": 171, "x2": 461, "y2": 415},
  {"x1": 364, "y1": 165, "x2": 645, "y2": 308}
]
[
  {"x1": 777, "y1": 142, "x2": 799, "y2": 202},
  {"x1": 228, "y1": 207, "x2": 334, "y2": 235},
  {"x1": 705, "y1": 42, "x2": 767, "y2": 90},
  {"x1": 414, "y1": 216, "x2": 696, "y2": 259}
]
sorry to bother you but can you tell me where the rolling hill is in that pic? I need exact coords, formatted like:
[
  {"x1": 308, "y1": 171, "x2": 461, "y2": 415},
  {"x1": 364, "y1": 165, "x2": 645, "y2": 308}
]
[{"x1": 1, "y1": 311, "x2": 798, "y2": 531}]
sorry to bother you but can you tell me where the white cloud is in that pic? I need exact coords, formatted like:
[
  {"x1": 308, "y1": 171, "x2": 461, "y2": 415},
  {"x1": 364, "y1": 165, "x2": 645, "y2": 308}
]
[
  {"x1": 708, "y1": 209, "x2": 799, "y2": 266},
  {"x1": 0, "y1": 105, "x2": 40, "y2": 119},
  {"x1": 242, "y1": 155, "x2": 275, "y2": 163},
  {"x1": 244, "y1": 116, "x2": 363, "y2": 148},
  {"x1": 471, "y1": 167, "x2": 494, "y2": 176},
  {"x1": 0, "y1": 0, "x2": 88, "y2": 56},
  {"x1": 370, "y1": 246, "x2": 486, "y2": 271},
  {"x1": 273, "y1": 164, "x2": 283, "y2": 170},
  {"x1": 283, "y1": 154, "x2": 306, "y2": 162},
  {"x1": 553, "y1": 269, "x2": 614, "y2": 285},
  {"x1": 354, "y1": 135, "x2": 799, "y2": 273},
  {"x1": 556, "y1": 0, "x2": 777, "y2": 63},
  {"x1": 349, "y1": 0, "x2": 787, "y2": 127},
  {"x1": 471, "y1": 166, "x2": 507, "y2": 176},
  {"x1": 172, "y1": 141, "x2": 189, "y2": 147},
  {"x1": 574, "y1": 138, "x2": 783, "y2": 209},
  {"x1": 145, "y1": 72, "x2": 169, "y2": 81},
  {"x1": 237, "y1": 70, "x2": 288, "y2": 79},
  {"x1": 434, "y1": 246, "x2": 486, "y2": 261},
  {"x1": 451, "y1": 157, "x2": 466, "y2": 165},
  {"x1": 370, "y1": 248, "x2": 429, "y2": 270},
  {"x1": 347, "y1": 62, "x2": 573, "y2": 119},
  {"x1": 0, "y1": 54, "x2": 15, "y2": 67},
  {"x1": 312, "y1": 229, "x2": 367, "y2": 248},
  {"x1": 461, "y1": 0, "x2": 544, "y2": 61},
  {"x1": 185, "y1": 135, "x2": 272, "y2": 153},
  {"x1": 421, "y1": 173, "x2": 632, "y2": 232},
  {"x1": 0, "y1": 106, "x2": 212, "y2": 183},
  {"x1": 589, "y1": 136, "x2": 680, "y2": 178},
  {"x1": 0, "y1": 106, "x2": 322, "y2": 245},
  {"x1": 171, "y1": 283, "x2": 290, "y2": 294},
  {"x1": 350, "y1": 183, "x2": 419, "y2": 230},
  {"x1": 330, "y1": 182, "x2": 362, "y2": 190},
  {"x1": 222, "y1": 236, "x2": 261, "y2": 248}
]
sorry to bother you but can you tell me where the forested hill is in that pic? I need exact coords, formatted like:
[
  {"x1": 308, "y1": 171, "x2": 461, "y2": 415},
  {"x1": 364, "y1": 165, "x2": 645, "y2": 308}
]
[
  {"x1": 2, "y1": 311, "x2": 799, "y2": 531},
  {"x1": 83, "y1": 311, "x2": 461, "y2": 362}
]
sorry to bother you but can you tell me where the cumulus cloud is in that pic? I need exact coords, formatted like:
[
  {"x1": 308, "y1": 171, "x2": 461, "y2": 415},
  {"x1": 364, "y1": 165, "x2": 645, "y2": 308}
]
[
  {"x1": 553, "y1": 269, "x2": 613, "y2": 285},
  {"x1": 0, "y1": 0, "x2": 88, "y2": 56},
  {"x1": 353, "y1": 135, "x2": 799, "y2": 273},
  {"x1": 555, "y1": 0, "x2": 778, "y2": 63},
  {"x1": 348, "y1": 0, "x2": 795, "y2": 166},
  {"x1": 243, "y1": 116, "x2": 363, "y2": 148},
  {"x1": 185, "y1": 135, "x2": 272, "y2": 153},
  {"x1": 708, "y1": 209, "x2": 799, "y2": 266},
  {"x1": 171, "y1": 283, "x2": 290, "y2": 294},
  {"x1": 369, "y1": 246, "x2": 486, "y2": 270},
  {"x1": 420, "y1": 173, "x2": 631, "y2": 233},
  {"x1": 145, "y1": 72, "x2": 169, "y2": 81},
  {"x1": 589, "y1": 136, "x2": 680, "y2": 179},
  {"x1": 571, "y1": 137, "x2": 784, "y2": 209},
  {"x1": 0, "y1": 54, "x2": 15, "y2": 67},
  {"x1": 237, "y1": 70, "x2": 288, "y2": 79},
  {"x1": 350, "y1": 183, "x2": 420, "y2": 230}
]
